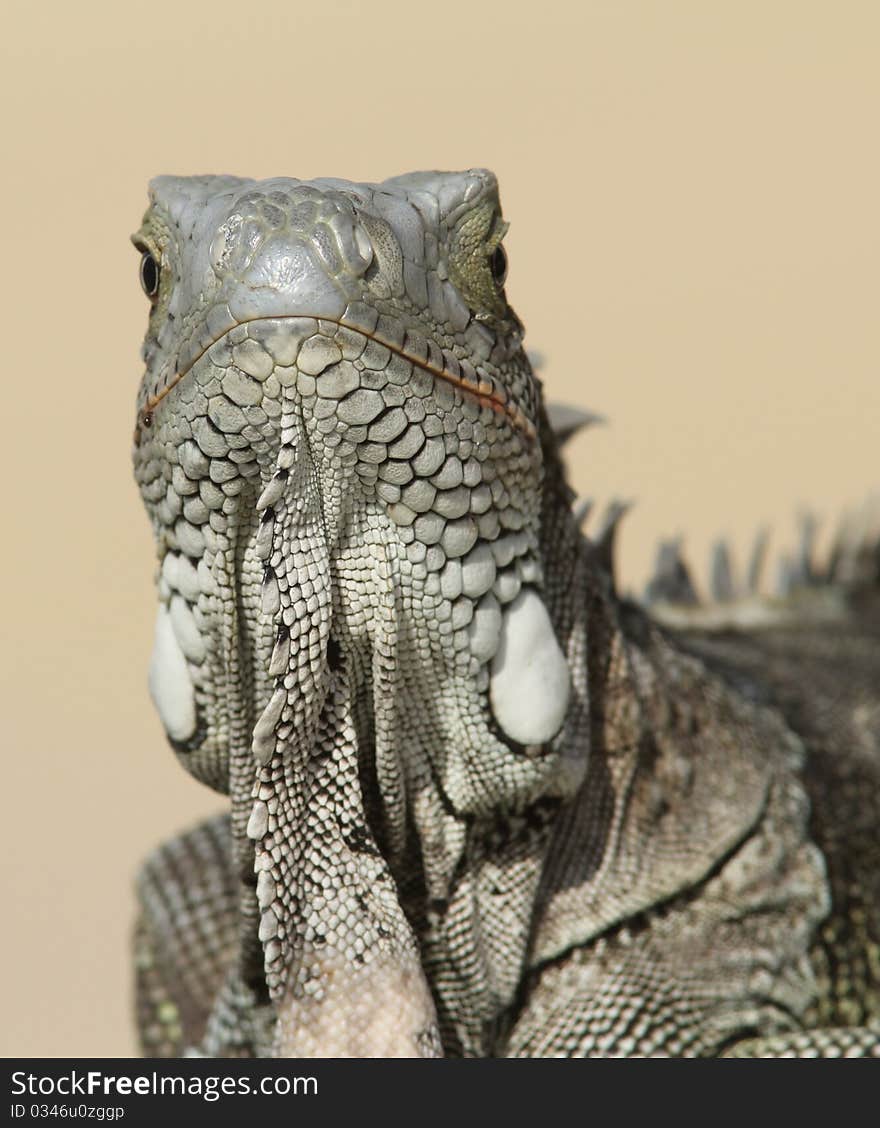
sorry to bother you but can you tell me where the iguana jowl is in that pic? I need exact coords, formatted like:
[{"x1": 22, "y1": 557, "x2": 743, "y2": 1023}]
[{"x1": 131, "y1": 170, "x2": 880, "y2": 1057}]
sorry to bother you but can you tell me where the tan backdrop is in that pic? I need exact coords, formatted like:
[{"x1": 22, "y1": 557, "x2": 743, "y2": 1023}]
[{"x1": 1, "y1": 0, "x2": 877, "y2": 1055}]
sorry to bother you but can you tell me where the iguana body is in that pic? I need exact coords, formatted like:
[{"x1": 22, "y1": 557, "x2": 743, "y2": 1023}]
[{"x1": 131, "y1": 171, "x2": 879, "y2": 1057}]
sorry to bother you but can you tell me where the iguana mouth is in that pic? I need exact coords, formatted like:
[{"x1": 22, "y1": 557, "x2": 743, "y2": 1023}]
[{"x1": 136, "y1": 315, "x2": 537, "y2": 443}]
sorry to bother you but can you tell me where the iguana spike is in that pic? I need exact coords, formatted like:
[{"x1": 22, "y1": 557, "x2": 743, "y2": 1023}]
[
  {"x1": 644, "y1": 538, "x2": 700, "y2": 607},
  {"x1": 828, "y1": 496, "x2": 880, "y2": 588},
  {"x1": 709, "y1": 540, "x2": 736, "y2": 603},
  {"x1": 593, "y1": 499, "x2": 633, "y2": 592},
  {"x1": 775, "y1": 553, "x2": 795, "y2": 598},
  {"x1": 545, "y1": 402, "x2": 607, "y2": 447},
  {"x1": 572, "y1": 497, "x2": 594, "y2": 529},
  {"x1": 745, "y1": 526, "x2": 769, "y2": 594},
  {"x1": 825, "y1": 511, "x2": 850, "y2": 584},
  {"x1": 870, "y1": 530, "x2": 880, "y2": 586},
  {"x1": 794, "y1": 511, "x2": 819, "y2": 587}
]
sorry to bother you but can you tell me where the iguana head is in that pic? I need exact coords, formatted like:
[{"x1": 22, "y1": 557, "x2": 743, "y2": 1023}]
[{"x1": 131, "y1": 172, "x2": 580, "y2": 1054}]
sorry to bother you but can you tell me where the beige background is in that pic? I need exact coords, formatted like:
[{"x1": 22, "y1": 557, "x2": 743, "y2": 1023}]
[{"x1": 1, "y1": 0, "x2": 876, "y2": 1056}]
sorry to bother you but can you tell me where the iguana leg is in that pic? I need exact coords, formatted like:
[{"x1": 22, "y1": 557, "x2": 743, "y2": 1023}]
[{"x1": 134, "y1": 814, "x2": 239, "y2": 1055}]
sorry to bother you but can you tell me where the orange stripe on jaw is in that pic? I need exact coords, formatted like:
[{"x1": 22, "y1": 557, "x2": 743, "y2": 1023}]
[{"x1": 138, "y1": 315, "x2": 536, "y2": 442}]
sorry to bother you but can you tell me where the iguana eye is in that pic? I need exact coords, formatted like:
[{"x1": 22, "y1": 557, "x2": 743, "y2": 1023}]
[
  {"x1": 489, "y1": 244, "x2": 508, "y2": 287},
  {"x1": 140, "y1": 251, "x2": 160, "y2": 300}
]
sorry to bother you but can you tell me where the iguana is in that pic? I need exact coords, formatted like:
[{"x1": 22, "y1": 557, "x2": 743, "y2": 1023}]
[{"x1": 130, "y1": 170, "x2": 879, "y2": 1057}]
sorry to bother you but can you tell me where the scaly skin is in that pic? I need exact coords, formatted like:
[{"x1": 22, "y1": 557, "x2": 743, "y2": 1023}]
[{"x1": 131, "y1": 171, "x2": 879, "y2": 1057}]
